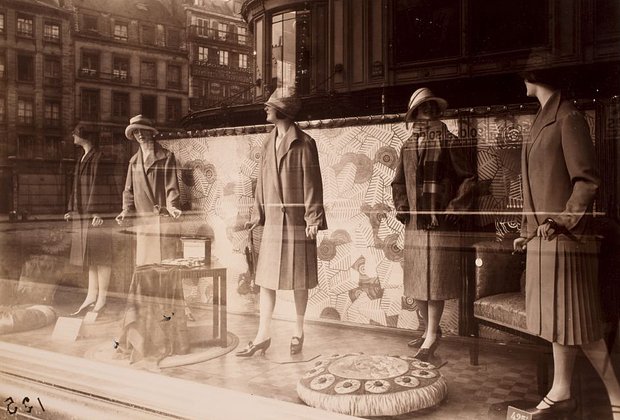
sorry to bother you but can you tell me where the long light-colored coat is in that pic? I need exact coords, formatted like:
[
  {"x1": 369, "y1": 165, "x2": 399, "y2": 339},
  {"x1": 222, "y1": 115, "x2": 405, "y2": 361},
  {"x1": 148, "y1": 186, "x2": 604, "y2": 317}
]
[
  {"x1": 521, "y1": 91, "x2": 603, "y2": 345},
  {"x1": 252, "y1": 124, "x2": 327, "y2": 290},
  {"x1": 122, "y1": 143, "x2": 181, "y2": 266}
]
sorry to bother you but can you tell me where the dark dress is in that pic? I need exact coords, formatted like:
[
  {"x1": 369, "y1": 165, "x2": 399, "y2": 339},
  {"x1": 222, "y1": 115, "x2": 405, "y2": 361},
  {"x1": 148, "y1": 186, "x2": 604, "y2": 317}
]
[
  {"x1": 392, "y1": 120, "x2": 476, "y2": 300},
  {"x1": 521, "y1": 92, "x2": 603, "y2": 345},
  {"x1": 68, "y1": 148, "x2": 113, "y2": 267}
]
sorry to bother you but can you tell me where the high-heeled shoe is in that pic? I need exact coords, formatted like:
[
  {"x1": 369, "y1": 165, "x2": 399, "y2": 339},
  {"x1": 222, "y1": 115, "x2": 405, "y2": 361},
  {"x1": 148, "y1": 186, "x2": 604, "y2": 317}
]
[
  {"x1": 526, "y1": 396, "x2": 577, "y2": 419},
  {"x1": 70, "y1": 302, "x2": 95, "y2": 317},
  {"x1": 290, "y1": 334, "x2": 304, "y2": 355},
  {"x1": 414, "y1": 336, "x2": 440, "y2": 362},
  {"x1": 408, "y1": 326, "x2": 442, "y2": 348},
  {"x1": 235, "y1": 338, "x2": 271, "y2": 357},
  {"x1": 92, "y1": 304, "x2": 107, "y2": 316}
]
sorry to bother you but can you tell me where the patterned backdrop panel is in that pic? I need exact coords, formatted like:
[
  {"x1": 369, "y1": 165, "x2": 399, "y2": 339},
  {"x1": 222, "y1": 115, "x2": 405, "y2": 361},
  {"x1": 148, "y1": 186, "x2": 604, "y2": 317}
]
[{"x1": 161, "y1": 110, "x2": 594, "y2": 334}]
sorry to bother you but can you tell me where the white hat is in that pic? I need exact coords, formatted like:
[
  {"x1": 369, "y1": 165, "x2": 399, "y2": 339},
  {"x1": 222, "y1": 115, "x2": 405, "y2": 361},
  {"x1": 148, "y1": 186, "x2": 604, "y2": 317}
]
[
  {"x1": 125, "y1": 114, "x2": 158, "y2": 140},
  {"x1": 404, "y1": 88, "x2": 448, "y2": 122}
]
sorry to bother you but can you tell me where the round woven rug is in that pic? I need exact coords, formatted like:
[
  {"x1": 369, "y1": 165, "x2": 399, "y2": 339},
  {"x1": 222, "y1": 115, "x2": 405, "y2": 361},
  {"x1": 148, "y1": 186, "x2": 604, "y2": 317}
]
[{"x1": 297, "y1": 353, "x2": 447, "y2": 417}]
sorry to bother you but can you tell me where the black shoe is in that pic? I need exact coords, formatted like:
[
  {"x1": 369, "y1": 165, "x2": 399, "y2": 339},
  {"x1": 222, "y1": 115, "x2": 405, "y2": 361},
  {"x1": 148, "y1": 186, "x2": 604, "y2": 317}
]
[
  {"x1": 70, "y1": 302, "x2": 95, "y2": 317},
  {"x1": 235, "y1": 338, "x2": 271, "y2": 357},
  {"x1": 414, "y1": 337, "x2": 440, "y2": 362},
  {"x1": 290, "y1": 334, "x2": 304, "y2": 355},
  {"x1": 408, "y1": 326, "x2": 442, "y2": 348},
  {"x1": 526, "y1": 396, "x2": 577, "y2": 419}
]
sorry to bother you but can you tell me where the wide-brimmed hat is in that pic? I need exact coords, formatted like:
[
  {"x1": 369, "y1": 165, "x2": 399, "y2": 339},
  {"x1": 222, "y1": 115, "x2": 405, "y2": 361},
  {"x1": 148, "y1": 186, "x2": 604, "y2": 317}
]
[
  {"x1": 265, "y1": 87, "x2": 302, "y2": 120},
  {"x1": 404, "y1": 88, "x2": 448, "y2": 122},
  {"x1": 125, "y1": 114, "x2": 158, "y2": 140}
]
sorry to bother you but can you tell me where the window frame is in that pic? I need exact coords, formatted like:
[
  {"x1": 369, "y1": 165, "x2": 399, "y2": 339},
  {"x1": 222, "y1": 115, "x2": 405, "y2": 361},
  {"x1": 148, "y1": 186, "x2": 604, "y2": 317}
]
[
  {"x1": 81, "y1": 88, "x2": 100, "y2": 121},
  {"x1": 166, "y1": 97, "x2": 182, "y2": 122},
  {"x1": 17, "y1": 14, "x2": 34, "y2": 38},
  {"x1": 197, "y1": 46, "x2": 209, "y2": 64},
  {"x1": 166, "y1": 64, "x2": 182, "y2": 89},
  {"x1": 82, "y1": 14, "x2": 98, "y2": 32},
  {"x1": 43, "y1": 21, "x2": 61, "y2": 43},
  {"x1": 44, "y1": 100, "x2": 61, "y2": 127},
  {"x1": 112, "y1": 55, "x2": 130, "y2": 82},
  {"x1": 113, "y1": 22, "x2": 129, "y2": 41},
  {"x1": 17, "y1": 97, "x2": 35, "y2": 125},
  {"x1": 140, "y1": 60, "x2": 157, "y2": 87},
  {"x1": 44, "y1": 56, "x2": 62, "y2": 85},
  {"x1": 80, "y1": 50, "x2": 100, "y2": 77},
  {"x1": 17, "y1": 54, "x2": 35, "y2": 83},
  {"x1": 239, "y1": 53, "x2": 248, "y2": 69},
  {"x1": 141, "y1": 94, "x2": 157, "y2": 120},
  {"x1": 219, "y1": 50, "x2": 229, "y2": 66}
]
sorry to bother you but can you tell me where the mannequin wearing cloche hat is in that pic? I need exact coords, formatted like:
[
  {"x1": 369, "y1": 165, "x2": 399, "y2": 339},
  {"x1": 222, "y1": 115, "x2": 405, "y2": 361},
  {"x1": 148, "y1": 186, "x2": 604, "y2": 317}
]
[
  {"x1": 116, "y1": 114, "x2": 182, "y2": 266},
  {"x1": 236, "y1": 85, "x2": 327, "y2": 358},
  {"x1": 392, "y1": 87, "x2": 476, "y2": 361}
]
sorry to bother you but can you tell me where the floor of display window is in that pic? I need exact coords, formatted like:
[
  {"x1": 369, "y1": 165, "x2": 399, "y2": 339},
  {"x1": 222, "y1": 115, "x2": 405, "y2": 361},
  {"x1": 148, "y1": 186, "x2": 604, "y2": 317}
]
[{"x1": 0, "y1": 295, "x2": 618, "y2": 419}]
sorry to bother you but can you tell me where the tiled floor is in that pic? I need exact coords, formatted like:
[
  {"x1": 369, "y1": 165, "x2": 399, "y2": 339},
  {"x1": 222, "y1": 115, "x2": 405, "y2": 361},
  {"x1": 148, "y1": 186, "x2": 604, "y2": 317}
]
[{"x1": 1, "y1": 294, "x2": 618, "y2": 420}]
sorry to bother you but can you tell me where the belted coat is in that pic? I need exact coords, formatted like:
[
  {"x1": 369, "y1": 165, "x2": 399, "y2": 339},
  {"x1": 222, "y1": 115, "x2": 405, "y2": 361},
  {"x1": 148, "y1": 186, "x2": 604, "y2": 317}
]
[
  {"x1": 520, "y1": 91, "x2": 603, "y2": 345},
  {"x1": 122, "y1": 143, "x2": 181, "y2": 266},
  {"x1": 251, "y1": 124, "x2": 327, "y2": 290}
]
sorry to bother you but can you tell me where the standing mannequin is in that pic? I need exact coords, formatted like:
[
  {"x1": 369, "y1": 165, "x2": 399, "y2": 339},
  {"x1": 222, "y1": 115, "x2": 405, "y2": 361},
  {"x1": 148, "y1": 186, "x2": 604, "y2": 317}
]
[
  {"x1": 514, "y1": 70, "x2": 620, "y2": 419},
  {"x1": 236, "y1": 88, "x2": 327, "y2": 357},
  {"x1": 65, "y1": 124, "x2": 112, "y2": 315},
  {"x1": 392, "y1": 87, "x2": 476, "y2": 361},
  {"x1": 115, "y1": 115, "x2": 182, "y2": 265}
]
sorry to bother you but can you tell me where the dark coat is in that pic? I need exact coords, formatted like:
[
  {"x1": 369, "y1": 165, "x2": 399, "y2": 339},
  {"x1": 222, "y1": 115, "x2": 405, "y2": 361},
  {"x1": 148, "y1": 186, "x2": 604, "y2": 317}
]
[
  {"x1": 252, "y1": 124, "x2": 327, "y2": 290},
  {"x1": 122, "y1": 143, "x2": 181, "y2": 265},
  {"x1": 521, "y1": 92, "x2": 603, "y2": 345},
  {"x1": 392, "y1": 120, "x2": 476, "y2": 300},
  {"x1": 68, "y1": 147, "x2": 113, "y2": 267}
]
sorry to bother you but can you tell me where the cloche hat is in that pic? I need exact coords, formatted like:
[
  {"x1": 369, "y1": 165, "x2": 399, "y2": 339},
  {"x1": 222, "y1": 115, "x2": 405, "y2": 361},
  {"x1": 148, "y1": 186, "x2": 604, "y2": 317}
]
[
  {"x1": 125, "y1": 114, "x2": 158, "y2": 140},
  {"x1": 404, "y1": 87, "x2": 448, "y2": 122},
  {"x1": 265, "y1": 87, "x2": 302, "y2": 120}
]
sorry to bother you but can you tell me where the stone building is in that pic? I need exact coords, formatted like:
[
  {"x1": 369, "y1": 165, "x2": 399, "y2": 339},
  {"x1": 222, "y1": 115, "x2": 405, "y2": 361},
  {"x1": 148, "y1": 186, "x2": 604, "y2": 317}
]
[
  {"x1": 0, "y1": 0, "x2": 75, "y2": 214},
  {"x1": 181, "y1": 0, "x2": 254, "y2": 114},
  {"x1": 72, "y1": 0, "x2": 189, "y2": 163}
]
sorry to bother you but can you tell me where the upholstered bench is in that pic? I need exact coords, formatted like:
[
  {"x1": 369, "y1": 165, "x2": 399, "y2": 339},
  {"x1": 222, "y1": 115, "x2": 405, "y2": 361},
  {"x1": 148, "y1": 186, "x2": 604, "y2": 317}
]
[{"x1": 466, "y1": 239, "x2": 550, "y2": 394}]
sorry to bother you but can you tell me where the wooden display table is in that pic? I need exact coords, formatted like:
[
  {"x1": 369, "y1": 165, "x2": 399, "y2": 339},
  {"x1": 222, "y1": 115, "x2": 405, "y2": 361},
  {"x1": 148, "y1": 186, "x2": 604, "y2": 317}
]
[{"x1": 118, "y1": 263, "x2": 228, "y2": 364}]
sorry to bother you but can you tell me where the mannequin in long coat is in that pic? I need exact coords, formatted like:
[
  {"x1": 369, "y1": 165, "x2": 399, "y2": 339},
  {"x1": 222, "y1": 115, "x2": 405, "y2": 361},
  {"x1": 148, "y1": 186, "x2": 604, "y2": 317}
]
[
  {"x1": 514, "y1": 73, "x2": 620, "y2": 417},
  {"x1": 116, "y1": 115, "x2": 182, "y2": 266},
  {"x1": 65, "y1": 127, "x2": 112, "y2": 315},
  {"x1": 391, "y1": 88, "x2": 476, "y2": 361},
  {"x1": 236, "y1": 90, "x2": 327, "y2": 357}
]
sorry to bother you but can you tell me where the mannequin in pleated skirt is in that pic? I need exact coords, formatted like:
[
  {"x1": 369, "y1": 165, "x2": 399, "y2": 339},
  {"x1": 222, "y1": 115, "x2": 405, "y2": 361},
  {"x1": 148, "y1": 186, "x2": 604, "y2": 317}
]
[{"x1": 514, "y1": 70, "x2": 620, "y2": 418}]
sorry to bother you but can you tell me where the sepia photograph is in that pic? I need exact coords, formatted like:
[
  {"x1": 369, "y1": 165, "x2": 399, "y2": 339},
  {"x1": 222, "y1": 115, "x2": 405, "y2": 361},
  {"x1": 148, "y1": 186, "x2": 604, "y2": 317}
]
[{"x1": 0, "y1": 0, "x2": 619, "y2": 419}]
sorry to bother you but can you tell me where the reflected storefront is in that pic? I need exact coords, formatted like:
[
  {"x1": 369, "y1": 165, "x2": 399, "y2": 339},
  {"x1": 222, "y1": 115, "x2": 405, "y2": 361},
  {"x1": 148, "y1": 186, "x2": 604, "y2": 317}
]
[{"x1": 1, "y1": 0, "x2": 620, "y2": 419}]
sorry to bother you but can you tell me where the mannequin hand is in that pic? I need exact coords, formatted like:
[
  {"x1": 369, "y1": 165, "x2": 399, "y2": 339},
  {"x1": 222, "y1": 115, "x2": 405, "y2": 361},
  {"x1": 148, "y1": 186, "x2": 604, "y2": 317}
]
[
  {"x1": 92, "y1": 215, "x2": 103, "y2": 227},
  {"x1": 537, "y1": 218, "x2": 559, "y2": 240},
  {"x1": 427, "y1": 214, "x2": 439, "y2": 229},
  {"x1": 513, "y1": 237, "x2": 528, "y2": 253},
  {"x1": 305, "y1": 225, "x2": 318, "y2": 239},
  {"x1": 64, "y1": 212, "x2": 72, "y2": 222},
  {"x1": 115, "y1": 210, "x2": 128, "y2": 225},
  {"x1": 169, "y1": 207, "x2": 182, "y2": 219},
  {"x1": 244, "y1": 221, "x2": 257, "y2": 231}
]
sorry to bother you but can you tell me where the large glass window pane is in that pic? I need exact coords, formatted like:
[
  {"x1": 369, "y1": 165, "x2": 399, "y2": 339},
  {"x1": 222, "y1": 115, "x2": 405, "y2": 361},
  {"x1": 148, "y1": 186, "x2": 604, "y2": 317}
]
[
  {"x1": 393, "y1": 0, "x2": 460, "y2": 63},
  {"x1": 271, "y1": 11, "x2": 311, "y2": 93}
]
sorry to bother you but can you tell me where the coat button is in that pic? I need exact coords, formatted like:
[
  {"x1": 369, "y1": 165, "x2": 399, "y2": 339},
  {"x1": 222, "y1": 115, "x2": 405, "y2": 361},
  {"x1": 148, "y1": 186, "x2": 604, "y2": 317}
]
[{"x1": 280, "y1": 205, "x2": 286, "y2": 213}]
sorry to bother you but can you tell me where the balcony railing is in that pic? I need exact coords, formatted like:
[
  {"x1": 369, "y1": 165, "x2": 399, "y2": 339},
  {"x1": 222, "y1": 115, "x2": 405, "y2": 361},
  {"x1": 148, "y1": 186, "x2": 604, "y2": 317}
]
[
  {"x1": 77, "y1": 68, "x2": 132, "y2": 83},
  {"x1": 188, "y1": 25, "x2": 251, "y2": 46},
  {"x1": 76, "y1": 28, "x2": 186, "y2": 51}
]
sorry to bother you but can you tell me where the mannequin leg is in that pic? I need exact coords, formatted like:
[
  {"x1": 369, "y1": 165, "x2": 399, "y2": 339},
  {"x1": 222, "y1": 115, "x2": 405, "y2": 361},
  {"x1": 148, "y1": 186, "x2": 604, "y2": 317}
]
[
  {"x1": 293, "y1": 289, "x2": 309, "y2": 338},
  {"x1": 581, "y1": 339, "x2": 620, "y2": 418},
  {"x1": 536, "y1": 343, "x2": 578, "y2": 408},
  {"x1": 93, "y1": 265, "x2": 111, "y2": 312},
  {"x1": 76, "y1": 266, "x2": 99, "y2": 312},
  {"x1": 421, "y1": 300, "x2": 444, "y2": 349},
  {"x1": 416, "y1": 299, "x2": 428, "y2": 338},
  {"x1": 253, "y1": 287, "x2": 276, "y2": 343}
]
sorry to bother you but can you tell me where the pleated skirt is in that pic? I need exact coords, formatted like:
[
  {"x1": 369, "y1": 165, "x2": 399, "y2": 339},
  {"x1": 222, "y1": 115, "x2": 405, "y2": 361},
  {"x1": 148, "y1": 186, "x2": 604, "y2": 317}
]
[
  {"x1": 403, "y1": 230, "x2": 462, "y2": 300},
  {"x1": 525, "y1": 236, "x2": 603, "y2": 345}
]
